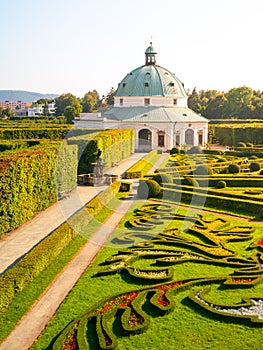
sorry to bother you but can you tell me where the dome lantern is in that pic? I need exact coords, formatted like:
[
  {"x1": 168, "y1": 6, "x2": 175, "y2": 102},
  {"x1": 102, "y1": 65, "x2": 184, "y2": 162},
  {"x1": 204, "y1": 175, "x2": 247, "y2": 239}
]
[{"x1": 145, "y1": 42, "x2": 157, "y2": 66}]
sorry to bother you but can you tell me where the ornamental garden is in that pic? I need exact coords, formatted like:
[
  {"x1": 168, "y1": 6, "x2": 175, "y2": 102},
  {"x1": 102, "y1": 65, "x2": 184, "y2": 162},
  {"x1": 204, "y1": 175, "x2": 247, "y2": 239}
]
[{"x1": 0, "y1": 122, "x2": 263, "y2": 349}]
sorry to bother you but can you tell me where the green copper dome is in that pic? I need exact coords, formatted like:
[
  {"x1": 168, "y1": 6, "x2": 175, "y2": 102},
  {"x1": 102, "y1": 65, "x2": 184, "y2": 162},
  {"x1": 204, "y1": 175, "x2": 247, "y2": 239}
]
[
  {"x1": 145, "y1": 42, "x2": 157, "y2": 54},
  {"x1": 115, "y1": 64, "x2": 187, "y2": 97}
]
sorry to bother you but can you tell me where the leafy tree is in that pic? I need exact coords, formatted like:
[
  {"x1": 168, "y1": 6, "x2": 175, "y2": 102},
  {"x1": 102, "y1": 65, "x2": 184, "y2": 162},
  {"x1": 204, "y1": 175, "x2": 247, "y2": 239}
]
[
  {"x1": 55, "y1": 93, "x2": 79, "y2": 116},
  {"x1": 222, "y1": 86, "x2": 254, "y2": 118},
  {"x1": 202, "y1": 93, "x2": 226, "y2": 119},
  {"x1": 81, "y1": 90, "x2": 99, "y2": 112},
  {"x1": 64, "y1": 102, "x2": 82, "y2": 124},
  {"x1": 0, "y1": 107, "x2": 13, "y2": 118},
  {"x1": 187, "y1": 87, "x2": 202, "y2": 113}
]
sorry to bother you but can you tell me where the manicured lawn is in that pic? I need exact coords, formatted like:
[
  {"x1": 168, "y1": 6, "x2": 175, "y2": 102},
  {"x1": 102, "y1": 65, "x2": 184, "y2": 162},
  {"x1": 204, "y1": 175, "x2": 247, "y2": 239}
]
[
  {"x1": 0, "y1": 192, "x2": 126, "y2": 344},
  {"x1": 30, "y1": 201, "x2": 263, "y2": 350}
]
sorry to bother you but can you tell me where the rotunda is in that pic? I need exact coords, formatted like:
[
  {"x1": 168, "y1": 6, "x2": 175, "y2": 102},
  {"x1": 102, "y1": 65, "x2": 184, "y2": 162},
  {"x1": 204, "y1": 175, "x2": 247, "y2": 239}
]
[{"x1": 74, "y1": 43, "x2": 208, "y2": 151}]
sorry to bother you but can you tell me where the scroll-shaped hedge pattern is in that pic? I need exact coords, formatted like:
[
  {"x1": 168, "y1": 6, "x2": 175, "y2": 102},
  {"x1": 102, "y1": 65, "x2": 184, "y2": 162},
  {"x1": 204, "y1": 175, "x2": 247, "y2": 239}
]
[{"x1": 52, "y1": 203, "x2": 263, "y2": 349}]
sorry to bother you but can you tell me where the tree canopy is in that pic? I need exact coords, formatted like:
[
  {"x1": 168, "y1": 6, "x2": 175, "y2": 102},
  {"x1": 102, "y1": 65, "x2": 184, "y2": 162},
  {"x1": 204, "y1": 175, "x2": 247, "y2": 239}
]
[
  {"x1": 188, "y1": 86, "x2": 263, "y2": 119},
  {"x1": 55, "y1": 93, "x2": 79, "y2": 117}
]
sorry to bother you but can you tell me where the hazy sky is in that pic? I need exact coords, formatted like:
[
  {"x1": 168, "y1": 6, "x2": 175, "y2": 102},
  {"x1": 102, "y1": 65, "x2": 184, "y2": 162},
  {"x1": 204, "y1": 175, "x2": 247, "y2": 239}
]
[{"x1": 1, "y1": 0, "x2": 262, "y2": 97}]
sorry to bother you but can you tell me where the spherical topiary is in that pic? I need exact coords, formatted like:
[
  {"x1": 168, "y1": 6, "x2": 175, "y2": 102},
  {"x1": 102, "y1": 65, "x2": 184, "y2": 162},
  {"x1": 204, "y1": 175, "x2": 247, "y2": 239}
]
[
  {"x1": 260, "y1": 169, "x2": 263, "y2": 175},
  {"x1": 170, "y1": 147, "x2": 180, "y2": 155},
  {"x1": 249, "y1": 162, "x2": 260, "y2": 172},
  {"x1": 187, "y1": 146, "x2": 202, "y2": 154},
  {"x1": 194, "y1": 165, "x2": 213, "y2": 175},
  {"x1": 182, "y1": 176, "x2": 199, "y2": 187},
  {"x1": 217, "y1": 180, "x2": 227, "y2": 189},
  {"x1": 137, "y1": 179, "x2": 161, "y2": 199},
  {"x1": 228, "y1": 163, "x2": 240, "y2": 174},
  {"x1": 153, "y1": 173, "x2": 173, "y2": 185}
]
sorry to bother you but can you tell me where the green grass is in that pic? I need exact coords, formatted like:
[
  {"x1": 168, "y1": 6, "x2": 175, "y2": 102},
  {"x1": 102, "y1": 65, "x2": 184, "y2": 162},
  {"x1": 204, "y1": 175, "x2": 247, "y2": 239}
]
[
  {"x1": 30, "y1": 203, "x2": 263, "y2": 350},
  {"x1": 0, "y1": 192, "x2": 127, "y2": 344}
]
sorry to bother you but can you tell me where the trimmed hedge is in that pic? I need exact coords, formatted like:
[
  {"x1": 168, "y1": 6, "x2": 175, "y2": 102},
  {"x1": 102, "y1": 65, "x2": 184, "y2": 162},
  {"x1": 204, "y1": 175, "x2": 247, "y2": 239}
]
[
  {"x1": 0, "y1": 222, "x2": 77, "y2": 312},
  {"x1": 0, "y1": 143, "x2": 78, "y2": 236},
  {"x1": 161, "y1": 187, "x2": 263, "y2": 216},
  {"x1": 68, "y1": 129, "x2": 135, "y2": 174},
  {"x1": 0, "y1": 181, "x2": 121, "y2": 312},
  {"x1": 137, "y1": 179, "x2": 161, "y2": 199},
  {"x1": 125, "y1": 150, "x2": 158, "y2": 179},
  {"x1": 0, "y1": 127, "x2": 71, "y2": 140}
]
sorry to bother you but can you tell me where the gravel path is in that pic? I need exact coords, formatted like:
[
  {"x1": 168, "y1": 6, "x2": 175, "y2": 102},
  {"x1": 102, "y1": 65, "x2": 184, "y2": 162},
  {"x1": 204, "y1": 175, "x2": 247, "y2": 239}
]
[{"x1": 0, "y1": 188, "x2": 138, "y2": 350}]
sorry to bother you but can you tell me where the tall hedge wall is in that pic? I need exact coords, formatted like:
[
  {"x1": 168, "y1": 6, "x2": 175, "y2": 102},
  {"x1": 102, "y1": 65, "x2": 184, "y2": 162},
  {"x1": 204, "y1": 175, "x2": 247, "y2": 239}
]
[
  {"x1": 0, "y1": 143, "x2": 78, "y2": 236},
  {"x1": 210, "y1": 125, "x2": 263, "y2": 146},
  {"x1": 68, "y1": 129, "x2": 135, "y2": 174}
]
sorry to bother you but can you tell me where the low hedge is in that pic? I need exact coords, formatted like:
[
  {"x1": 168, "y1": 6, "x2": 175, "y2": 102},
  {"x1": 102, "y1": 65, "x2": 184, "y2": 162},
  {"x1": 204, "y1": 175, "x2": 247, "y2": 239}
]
[
  {"x1": 0, "y1": 181, "x2": 121, "y2": 312},
  {"x1": 189, "y1": 288, "x2": 263, "y2": 324},
  {"x1": 0, "y1": 223, "x2": 77, "y2": 312},
  {"x1": 194, "y1": 176, "x2": 263, "y2": 188},
  {"x1": 125, "y1": 150, "x2": 159, "y2": 179},
  {"x1": 161, "y1": 187, "x2": 263, "y2": 216},
  {"x1": 0, "y1": 127, "x2": 71, "y2": 140},
  {"x1": 125, "y1": 267, "x2": 174, "y2": 284},
  {"x1": 163, "y1": 183, "x2": 263, "y2": 203}
]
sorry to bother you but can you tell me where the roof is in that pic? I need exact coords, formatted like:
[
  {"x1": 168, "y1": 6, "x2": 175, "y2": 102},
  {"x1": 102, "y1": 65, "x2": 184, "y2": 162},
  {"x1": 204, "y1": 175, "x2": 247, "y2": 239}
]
[
  {"x1": 145, "y1": 42, "x2": 157, "y2": 54},
  {"x1": 103, "y1": 106, "x2": 208, "y2": 123},
  {"x1": 115, "y1": 65, "x2": 187, "y2": 98}
]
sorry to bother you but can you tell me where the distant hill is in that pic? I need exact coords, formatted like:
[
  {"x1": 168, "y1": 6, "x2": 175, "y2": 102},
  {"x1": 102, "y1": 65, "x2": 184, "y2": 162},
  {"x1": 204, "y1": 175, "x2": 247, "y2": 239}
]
[{"x1": 0, "y1": 90, "x2": 58, "y2": 102}]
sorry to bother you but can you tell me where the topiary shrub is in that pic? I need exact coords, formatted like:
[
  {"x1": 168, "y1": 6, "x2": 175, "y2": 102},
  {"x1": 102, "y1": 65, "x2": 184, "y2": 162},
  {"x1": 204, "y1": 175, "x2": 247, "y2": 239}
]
[
  {"x1": 246, "y1": 143, "x2": 253, "y2": 148},
  {"x1": 170, "y1": 147, "x2": 180, "y2": 155},
  {"x1": 182, "y1": 176, "x2": 199, "y2": 187},
  {"x1": 237, "y1": 142, "x2": 246, "y2": 148},
  {"x1": 260, "y1": 169, "x2": 263, "y2": 175},
  {"x1": 249, "y1": 155, "x2": 258, "y2": 160},
  {"x1": 217, "y1": 180, "x2": 227, "y2": 189},
  {"x1": 137, "y1": 179, "x2": 161, "y2": 199},
  {"x1": 249, "y1": 162, "x2": 260, "y2": 172},
  {"x1": 153, "y1": 173, "x2": 173, "y2": 185},
  {"x1": 194, "y1": 165, "x2": 213, "y2": 176},
  {"x1": 228, "y1": 163, "x2": 240, "y2": 174},
  {"x1": 187, "y1": 146, "x2": 202, "y2": 154}
]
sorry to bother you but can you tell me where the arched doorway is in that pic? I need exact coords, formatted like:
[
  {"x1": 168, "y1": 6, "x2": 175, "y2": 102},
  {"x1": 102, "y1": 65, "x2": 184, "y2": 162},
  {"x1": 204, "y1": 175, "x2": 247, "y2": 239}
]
[
  {"x1": 138, "y1": 129, "x2": 152, "y2": 151},
  {"x1": 185, "y1": 129, "x2": 194, "y2": 146}
]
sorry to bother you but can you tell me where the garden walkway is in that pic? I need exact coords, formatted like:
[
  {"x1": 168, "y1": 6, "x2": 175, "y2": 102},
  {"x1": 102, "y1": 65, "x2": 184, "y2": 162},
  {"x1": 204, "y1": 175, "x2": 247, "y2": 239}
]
[
  {"x1": 0, "y1": 152, "x2": 147, "y2": 275},
  {"x1": 1, "y1": 152, "x2": 164, "y2": 350},
  {"x1": 0, "y1": 184, "x2": 139, "y2": 350}
]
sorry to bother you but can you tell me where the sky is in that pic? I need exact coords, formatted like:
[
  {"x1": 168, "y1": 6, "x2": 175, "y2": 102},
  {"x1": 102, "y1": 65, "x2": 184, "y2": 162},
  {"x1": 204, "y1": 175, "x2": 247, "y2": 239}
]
[{"x1": 1, "y1": 0, "x2": 262, "y2": 97}]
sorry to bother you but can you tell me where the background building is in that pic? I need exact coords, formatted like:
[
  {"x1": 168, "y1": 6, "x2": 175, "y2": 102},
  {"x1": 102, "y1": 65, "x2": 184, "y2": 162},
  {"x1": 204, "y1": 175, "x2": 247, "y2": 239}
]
[{"x1": 74, "y1": 43, "x2": 209, "y2": 151}]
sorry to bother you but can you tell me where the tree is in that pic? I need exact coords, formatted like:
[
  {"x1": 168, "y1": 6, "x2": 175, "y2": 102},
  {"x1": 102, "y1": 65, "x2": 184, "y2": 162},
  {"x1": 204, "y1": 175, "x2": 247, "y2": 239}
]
[
  {"x1": 106, "y1": 87, "x2": 116, "y2": 106},
  {"x1": 202, "y1": 93, "x2": 226, "y2": 119},
  {"x1": 222, "y1": 86, "x2": 254, "y2": 118},
  {"x1": 64, "y1": 102, "x2": 82, "y2": 124},
  {"x1": 55, "y1": 93, "x2": 79, "y2": 116},
  {"x1": 81, "y1": 90, "x2": 99, "y2": 112},
  {"x1": 0, "y1": 107, "x2": 13, "y2": 119},
  {"x1": 43, "y1": 103, "x2": 50, "y2": 116},
  {"x1": 187, "y1": 87, "x2": 203, "y2": 113}
]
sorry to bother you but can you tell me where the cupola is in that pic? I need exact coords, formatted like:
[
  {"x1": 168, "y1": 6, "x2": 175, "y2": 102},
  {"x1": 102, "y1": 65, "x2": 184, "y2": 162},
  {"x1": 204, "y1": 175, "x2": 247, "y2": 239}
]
[{"x1": 145, "y1": 42, "x2": 157, "y2": 66}]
